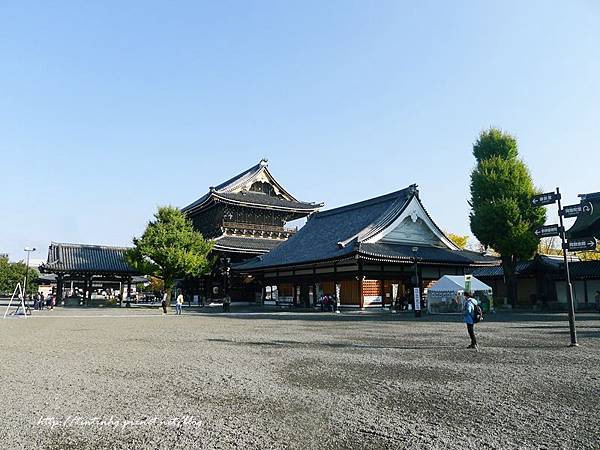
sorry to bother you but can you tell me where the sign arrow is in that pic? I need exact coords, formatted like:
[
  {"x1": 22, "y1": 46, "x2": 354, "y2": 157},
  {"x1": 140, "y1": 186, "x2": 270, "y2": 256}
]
[
  {"x1": 534, "y1": 224, "x2": 561, "y2": 238},
  {"x1": 532, "y1": 192, "x2": 559, "y2": 207},
  {"x1": 565, "y1": 237, "x2": 597, "y2": 252},
  {"x1": 562, "y1": 202, "x2": 594, "y2": 219}
]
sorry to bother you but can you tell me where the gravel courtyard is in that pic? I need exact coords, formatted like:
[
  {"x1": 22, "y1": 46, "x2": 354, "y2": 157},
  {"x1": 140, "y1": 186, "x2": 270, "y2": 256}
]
[{"x1": 1, "y1": 308, "x2": 599, "y2": 449}]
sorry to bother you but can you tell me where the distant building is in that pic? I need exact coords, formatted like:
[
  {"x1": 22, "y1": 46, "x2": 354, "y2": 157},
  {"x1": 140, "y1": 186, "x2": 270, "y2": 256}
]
[
  {"x1": 473, "y1": 191, "x2": 600, "y2": 310},
  {"x1": 566, "y1": 191, "x2": 600, "y2": 240},
  {"x1": 39, "y1": 242, "x2": 141, "y2": 305},
  {"x1": 473, "y1": 255, "x2": 600, "y2": 310},
  {"x1": 181, "y1": 159, "x2": 322, "y2": 302},
  {"x1": 0, "y1": 253, "x2": 8, "y2": 260}
]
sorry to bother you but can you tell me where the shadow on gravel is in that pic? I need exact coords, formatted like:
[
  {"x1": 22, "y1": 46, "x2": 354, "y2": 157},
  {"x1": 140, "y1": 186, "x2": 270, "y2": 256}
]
[
  {"x1": 208, "y1": 337, "x2": 574, "y2": 351},
  {"x1": 189, "y1": 310, "x2": 600, "y2": 324},
  {"x1": 208, "y1": 338, "x2": 469, "y2": 351}
]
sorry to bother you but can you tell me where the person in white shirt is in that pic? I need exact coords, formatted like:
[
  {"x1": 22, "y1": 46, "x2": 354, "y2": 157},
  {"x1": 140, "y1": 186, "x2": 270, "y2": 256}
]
[{"x1": 176, "y1": 291, "x2": 184, "y2": 315}]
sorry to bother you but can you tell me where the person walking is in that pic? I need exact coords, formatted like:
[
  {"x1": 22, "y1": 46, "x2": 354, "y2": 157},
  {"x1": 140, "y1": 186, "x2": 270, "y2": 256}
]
[
  {"x1": 175, "y1": 291, "x2": 184, "y2": 315},
  {"x1": 463, "y1": 291, "x2": 481, "y2": 350},
  {"x1": 161, "y1": 291, "x2": 168, "y2": 315}
]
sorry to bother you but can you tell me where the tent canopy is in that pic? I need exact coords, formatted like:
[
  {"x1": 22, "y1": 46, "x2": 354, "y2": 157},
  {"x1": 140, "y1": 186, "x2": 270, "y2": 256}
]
[{"x1": 428, "y1": 275, "x2": 491, "y2": 293}]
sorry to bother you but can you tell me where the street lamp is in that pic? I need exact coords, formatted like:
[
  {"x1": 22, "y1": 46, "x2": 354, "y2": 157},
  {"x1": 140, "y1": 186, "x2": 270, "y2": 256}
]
[
  {"x1": 411, "y1": 246, "x2": 421, "y2": 318},
  {"x1": 23, "y1": 247, "x2": 36, "y2": 301}
]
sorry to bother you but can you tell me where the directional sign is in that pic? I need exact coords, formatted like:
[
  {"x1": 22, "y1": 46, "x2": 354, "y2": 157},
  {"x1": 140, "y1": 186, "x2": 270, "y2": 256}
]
[
  {"x1": 534, "y1": 224, "x2": 561, "y2": 238},
  {"x1": 531, "y1": 192, "x2": 559, "y2": 207},
  {"x1": 561, "y1": 202, "x2": 594, "y2": 219},
  {"x1": 565, "y1": 237, "x2": 597, "y2": 252}
]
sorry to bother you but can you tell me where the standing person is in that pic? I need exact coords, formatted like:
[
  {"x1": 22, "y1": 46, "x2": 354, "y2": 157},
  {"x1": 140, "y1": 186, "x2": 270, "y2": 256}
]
[
  {"x1": 161, "y1": 291, "x2": 168, "y2": 315},
  {"x1": 176, "y1": 291, "x2": 184, "y2": 315},
  {"x1": 463, "y1": 291, "x2": 481, "y2": 349},
  {"x1": 223, "y1": 294, "x2": 231, "y2": 312},
  {"x1": 38, "y1": 292, "x2": 45, "y2": 310}
]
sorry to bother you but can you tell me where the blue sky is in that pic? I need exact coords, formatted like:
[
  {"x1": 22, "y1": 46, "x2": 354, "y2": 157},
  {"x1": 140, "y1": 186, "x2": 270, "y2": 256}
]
[{"x1": 1, "y1": 1, "x2": 599, "y2": 261}]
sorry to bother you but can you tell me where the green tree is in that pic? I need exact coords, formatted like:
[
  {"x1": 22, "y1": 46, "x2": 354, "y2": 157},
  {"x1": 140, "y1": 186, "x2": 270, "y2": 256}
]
[
  {"x1": 0, "y1": 258, "x2": 39, "y2": 295},
  {"x1": 469, "y1": 128, "x2": 546, "y2": 306},
  {"x1": 446, "y1": 232, "x2": 469, "y2": 250},
  {"x1": 125, "y1": 206, "x2": 214, "y2": 293}
]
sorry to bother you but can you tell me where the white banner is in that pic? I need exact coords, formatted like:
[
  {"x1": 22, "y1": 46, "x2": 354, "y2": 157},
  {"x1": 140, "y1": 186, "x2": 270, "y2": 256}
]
[{"x1": 413, "y1": 287, "x2": 421, "y2": 311}]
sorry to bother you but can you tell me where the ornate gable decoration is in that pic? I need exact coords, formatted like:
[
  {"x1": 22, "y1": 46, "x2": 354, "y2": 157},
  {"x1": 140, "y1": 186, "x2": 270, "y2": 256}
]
[
  {"x1": 219, "y1": 159, "x2": 296, "y2": 202},
  {"x1": 363, "y1": 195, "x2": 459, "y2": 249}
]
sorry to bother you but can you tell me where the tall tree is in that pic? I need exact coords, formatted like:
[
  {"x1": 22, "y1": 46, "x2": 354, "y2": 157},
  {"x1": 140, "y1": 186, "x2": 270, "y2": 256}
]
[
  {"x1": 0, "y1": 258, "x2": 39, "y2": 295},
  {"x1": 469, "y1": 128, "x2": 545, "y2": 306},
  {"x1": 126, "y1": 206, "x2": 214, "y2": 293}
]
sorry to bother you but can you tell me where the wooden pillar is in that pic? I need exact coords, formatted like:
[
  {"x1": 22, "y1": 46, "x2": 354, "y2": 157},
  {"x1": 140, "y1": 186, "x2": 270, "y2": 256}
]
[
  {"x1": 56, "y1": 274, "x2": 64, "y2": 305},
  {"x1": 87, "y1": 276, "x2": 93, "y2": 304},
  {"x1": 127, "y1": 277, "x2": 132, "y2": 300},
  {"x1": 81, "y1": 276, "x2": 87, "y2": 305},
  {"x1": 119, "y1": 278, "x2": 125, "y2": 306},
  {"x1": 381, "y1": 278, "x2": 386, "y2": 309},
  {"x1": 584, "y1": 279, "x2": 588, "y2": 304},
  {"x1": 358, "y1": 261, "x2": 364, "y2": 309}
]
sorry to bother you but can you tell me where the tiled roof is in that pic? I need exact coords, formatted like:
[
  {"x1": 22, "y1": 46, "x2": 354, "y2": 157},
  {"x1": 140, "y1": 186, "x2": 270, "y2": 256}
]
[
  {"x1": 235, "y1": 188, "x2": 415, "y2": 270},
  {"x1": 39, "y1": 242, "x2": 137, "y2": 275},
  {"x1": 214, "y1": 236, "x2": 285, "y2": 254},
  {"x1": 472, "y1": 255, "x2": 600, "y2": 280},
  {"x1": 213, "y1": 160, "x2": 267, "y2": 192},
  {"x1": 562, "y1": 260, "x2": 600, "y2": 279},
  {"x1": 472, "y1": 261, "x2": 535, "y2": 278},
  {"x1": 358, "y1": 243, "x2": 498, "y2": 265},
  {"x1": 566, "y1": 192, "x2": 600, "y2": 239},
  {"x1": 181, "y1": 160, "x2": 321, "y2": 214},
  {"x1": 215, "y1": 192, "x2": 318, "y2": 210}
]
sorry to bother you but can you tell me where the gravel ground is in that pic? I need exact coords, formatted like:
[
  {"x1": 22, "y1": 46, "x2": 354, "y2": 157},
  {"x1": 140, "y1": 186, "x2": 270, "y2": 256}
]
[{"x1": 1, "y1": 307, "x2": 599, "y2": 449}]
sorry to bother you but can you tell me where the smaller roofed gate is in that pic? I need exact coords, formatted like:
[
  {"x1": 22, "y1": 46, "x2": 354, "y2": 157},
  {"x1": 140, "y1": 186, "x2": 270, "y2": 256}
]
[{"x1": 39, "y1": 242, "x2": 139, "y2": 305}]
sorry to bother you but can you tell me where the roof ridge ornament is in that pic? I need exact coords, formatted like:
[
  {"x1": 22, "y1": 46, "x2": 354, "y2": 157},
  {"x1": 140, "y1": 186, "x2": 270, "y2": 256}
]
[
  {"x1": 260, "y1": 158, "x2": 269, "y2": 167},
  {"x1": 408, "y1": 184, "x2": 419, "y2": 198}
]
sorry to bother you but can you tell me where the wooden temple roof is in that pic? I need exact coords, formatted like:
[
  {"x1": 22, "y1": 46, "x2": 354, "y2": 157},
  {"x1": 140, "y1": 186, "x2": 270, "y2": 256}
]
[
  {"x1": 235, "y1": 186, "x2": 499, "y2": 271},
  {"x1": 213, "y1": 236, "x2": 285, "y2": 254},
  {"x1": 181, "y1": 159, "x2": 322, "y2": 215},
  {"x1": 566, "y1": 192, "x2": 600, "y2": 240},
  {"x1": 473, "y1": 255, "x2": 600, "y2": 281},
  {"x1": 39, "y1": 242, "x2": 138, "y2": 275}
]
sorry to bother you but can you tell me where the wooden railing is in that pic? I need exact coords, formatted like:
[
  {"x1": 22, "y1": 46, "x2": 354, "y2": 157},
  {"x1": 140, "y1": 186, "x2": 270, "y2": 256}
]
[{"x1": 222, "y1": 221, "x2": 297, "y2": 234}]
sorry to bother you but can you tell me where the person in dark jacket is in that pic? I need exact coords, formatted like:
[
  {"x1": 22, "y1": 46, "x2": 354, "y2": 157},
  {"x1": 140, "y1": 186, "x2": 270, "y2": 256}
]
[{"x1": 463, "y1": 292, "x2": 479, "y2": 350}]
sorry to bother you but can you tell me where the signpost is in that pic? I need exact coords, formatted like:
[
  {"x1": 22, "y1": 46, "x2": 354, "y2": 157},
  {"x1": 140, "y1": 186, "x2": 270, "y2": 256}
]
[
  {"x1": 532, "y1": 187, "x2": 578, "y2": 346},
  {"x1": 561, "y1": 202, "x2": 593, "y2": 219},
  {"x1": 534, "y1": 224, "x2": 562, "y2": 238},
  {"x1": 565, "y1": 237, "x2": 597, "y2": 252}
]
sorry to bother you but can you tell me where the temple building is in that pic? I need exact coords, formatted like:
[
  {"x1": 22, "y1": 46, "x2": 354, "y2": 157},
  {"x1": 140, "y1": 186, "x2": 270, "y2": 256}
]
[
  {"x1": 566, "y1": 192, "x2": 600, "y2": 240},
  {"x1": 181, "y1": 159, "x2": 322, "y2": 301},
  {"x1": 38, "y1": 242, "x2": 142, "y2": 305},
  {"x1": 234, "y1": 185, "x2": 498, "y2": 308}
]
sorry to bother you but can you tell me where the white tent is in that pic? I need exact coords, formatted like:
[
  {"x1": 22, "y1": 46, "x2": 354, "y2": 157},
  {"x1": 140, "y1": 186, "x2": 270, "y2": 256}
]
[{"x1": 427, "y1": 275, "x2": 492, "y2": 314}]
